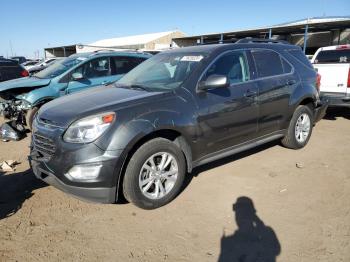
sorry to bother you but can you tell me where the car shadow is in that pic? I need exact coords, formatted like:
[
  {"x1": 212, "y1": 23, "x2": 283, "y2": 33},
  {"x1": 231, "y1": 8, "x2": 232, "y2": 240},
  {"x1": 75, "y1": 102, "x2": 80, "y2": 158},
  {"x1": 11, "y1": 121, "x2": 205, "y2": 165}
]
[
  {"x1": 0, "y1": 169, "x2": 46, "y2": 220},
  {"x1": 218, "y1": 196, "x2": 281, "y2": 262},
  {"x1": 323, "y1": 107, "x2": 350, "y2": 121}
]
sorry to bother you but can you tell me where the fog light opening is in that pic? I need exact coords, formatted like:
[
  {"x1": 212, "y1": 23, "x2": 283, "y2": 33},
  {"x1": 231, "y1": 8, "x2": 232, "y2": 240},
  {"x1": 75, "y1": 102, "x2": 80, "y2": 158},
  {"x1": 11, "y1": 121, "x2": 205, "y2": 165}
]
[{"x1": 65, "y1": 164, "x2": 102, "y2": 181}]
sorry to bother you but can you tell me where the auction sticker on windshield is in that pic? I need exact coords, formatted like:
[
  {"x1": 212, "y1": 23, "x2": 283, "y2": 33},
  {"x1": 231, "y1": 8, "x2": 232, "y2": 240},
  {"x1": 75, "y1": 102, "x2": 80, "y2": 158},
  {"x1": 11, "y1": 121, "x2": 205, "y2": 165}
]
[{"x1": 180, "y1": 56, "x2": 203, "y2": 62}]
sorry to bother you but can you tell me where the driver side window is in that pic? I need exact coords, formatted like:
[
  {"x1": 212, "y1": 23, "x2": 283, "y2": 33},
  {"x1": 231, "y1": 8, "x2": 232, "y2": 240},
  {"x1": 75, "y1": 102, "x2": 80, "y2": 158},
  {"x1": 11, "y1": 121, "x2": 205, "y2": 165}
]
[
  {"x1": 74, "y1": 57, "x2": 111, "y2": 79},
  {"x1": 203, "y1": 51, "x2": 250, "y2": 85}
]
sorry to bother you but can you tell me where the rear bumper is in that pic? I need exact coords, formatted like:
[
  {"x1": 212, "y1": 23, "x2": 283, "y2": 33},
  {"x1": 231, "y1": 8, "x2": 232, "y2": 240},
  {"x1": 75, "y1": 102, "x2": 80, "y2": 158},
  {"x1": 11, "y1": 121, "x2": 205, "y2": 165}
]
[
  {"x1": 320, "y1": 92, "x2": 350, "y2": 107},
  {"x1": 314, "y1": 97, "x2": 329, "y2": 123}
]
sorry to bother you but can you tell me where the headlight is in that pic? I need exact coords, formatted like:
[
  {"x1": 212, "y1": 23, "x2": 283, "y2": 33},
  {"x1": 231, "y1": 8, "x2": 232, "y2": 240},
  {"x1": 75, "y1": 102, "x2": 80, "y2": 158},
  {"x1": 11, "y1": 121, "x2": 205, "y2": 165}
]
[
  {"x1": 19, "y1": 100, "x2": 32, "y2": 110},
  {"x1": 63, "y1": 112, "x2": 115, "y2": 143}
]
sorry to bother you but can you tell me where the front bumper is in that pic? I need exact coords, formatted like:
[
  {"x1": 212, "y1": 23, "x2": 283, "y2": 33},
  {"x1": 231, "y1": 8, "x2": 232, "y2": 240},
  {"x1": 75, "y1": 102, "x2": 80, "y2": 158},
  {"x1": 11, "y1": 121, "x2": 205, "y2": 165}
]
[
  {"x1": 28, "y1": 118, "x2": 125, "y2": 204},
  {"x1": 314, "y1": 97, "x2": 329, "y2": 123},
  {"x1": 30, "y1": 158, "x2": 117, "y2": 203},
  {"x1": 320, "y1": 92, "x2": 350, "y2": 108}
]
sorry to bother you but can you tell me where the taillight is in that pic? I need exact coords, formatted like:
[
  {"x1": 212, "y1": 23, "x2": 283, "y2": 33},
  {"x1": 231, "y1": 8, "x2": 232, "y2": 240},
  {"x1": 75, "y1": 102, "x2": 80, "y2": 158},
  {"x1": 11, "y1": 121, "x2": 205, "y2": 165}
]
[
  {"x1": 336, "y1": 44, "x2": 350, "y2": 50},
  {"x1": 21, "y1": 70, "x2": 29, "y2": 77},
  {"x1": 316, "y1": 73, "x2": 321, "y2": 92},
  {"x1": 347, "y1": 68, "x2": 350, "y2": 88}
]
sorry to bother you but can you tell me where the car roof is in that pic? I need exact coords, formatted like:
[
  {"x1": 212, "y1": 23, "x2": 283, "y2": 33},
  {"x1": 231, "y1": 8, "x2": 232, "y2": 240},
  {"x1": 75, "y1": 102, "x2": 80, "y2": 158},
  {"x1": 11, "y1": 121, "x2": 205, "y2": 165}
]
[
  {"x1": 163, "y1": 42, "x2": 299, "y2": 55},
  {"x1": 69, "y1": 51, "x2": 152, "y2": 59}
]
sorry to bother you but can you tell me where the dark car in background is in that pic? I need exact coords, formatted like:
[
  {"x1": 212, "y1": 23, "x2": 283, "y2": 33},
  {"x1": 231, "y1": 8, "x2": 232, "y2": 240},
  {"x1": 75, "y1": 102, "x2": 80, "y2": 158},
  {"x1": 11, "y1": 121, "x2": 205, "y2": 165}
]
[
  {"x1": 30, "y1": 39, "x2": 328, "y2": 209},
  {"x1": 10, "y1": 56, "x2": 27, "y2": 64},
  {"x1": 0, "y1": 58, "x2": 29, "y2": 82}
]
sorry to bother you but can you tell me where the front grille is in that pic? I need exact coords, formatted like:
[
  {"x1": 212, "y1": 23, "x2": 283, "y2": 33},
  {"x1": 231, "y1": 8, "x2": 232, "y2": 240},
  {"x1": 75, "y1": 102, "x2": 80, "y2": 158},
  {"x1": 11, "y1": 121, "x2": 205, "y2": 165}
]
[{"x1": 33, "y1": 133, "x2": 56, "y2": 157}]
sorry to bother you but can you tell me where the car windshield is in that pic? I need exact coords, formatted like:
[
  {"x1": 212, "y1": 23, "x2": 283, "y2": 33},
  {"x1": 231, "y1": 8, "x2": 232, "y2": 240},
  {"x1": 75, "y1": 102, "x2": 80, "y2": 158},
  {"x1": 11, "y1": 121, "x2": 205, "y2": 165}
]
[
  {"x1": 117, "y1": 52, "x2": 206, "y2": 91},
  {"x1": 34, "y1": 56, "x2": 86, "y2": 79}
]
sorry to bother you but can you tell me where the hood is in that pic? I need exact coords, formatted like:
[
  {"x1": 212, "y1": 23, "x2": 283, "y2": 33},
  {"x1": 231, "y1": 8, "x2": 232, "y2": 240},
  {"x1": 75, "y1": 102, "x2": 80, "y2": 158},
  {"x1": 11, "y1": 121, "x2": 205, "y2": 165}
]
[
  {"x1": 38, "y1": 85, "x2": 169, "y2": 127},
  {"x1": 0, "y1": 77, "x2": 51, "y2": 92}
]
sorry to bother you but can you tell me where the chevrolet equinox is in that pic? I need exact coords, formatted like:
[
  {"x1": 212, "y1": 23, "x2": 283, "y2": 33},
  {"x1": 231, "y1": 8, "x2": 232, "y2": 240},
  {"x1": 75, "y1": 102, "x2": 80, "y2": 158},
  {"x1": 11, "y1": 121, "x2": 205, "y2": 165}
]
[{"x1": 29, "y1": 39, "x2": 328, "y2": 209}]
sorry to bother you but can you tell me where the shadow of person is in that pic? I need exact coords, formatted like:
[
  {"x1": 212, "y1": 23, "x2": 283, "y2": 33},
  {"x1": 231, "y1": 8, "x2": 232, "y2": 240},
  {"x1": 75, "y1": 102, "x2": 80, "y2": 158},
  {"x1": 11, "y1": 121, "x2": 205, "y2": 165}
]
[
  {"x1": 218, "y1": 197, "x2": 281, "y2": 262},
  {"x1": 0, "y1": 169, "x2": 46, "y2": 220}
]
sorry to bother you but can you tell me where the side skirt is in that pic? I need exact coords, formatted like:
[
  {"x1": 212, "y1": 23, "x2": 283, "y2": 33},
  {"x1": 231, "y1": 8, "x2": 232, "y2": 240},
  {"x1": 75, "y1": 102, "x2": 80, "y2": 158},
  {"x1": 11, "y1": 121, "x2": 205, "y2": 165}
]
[{"x1": 192, "y1": 130, "x2": 286, "y2": 168}]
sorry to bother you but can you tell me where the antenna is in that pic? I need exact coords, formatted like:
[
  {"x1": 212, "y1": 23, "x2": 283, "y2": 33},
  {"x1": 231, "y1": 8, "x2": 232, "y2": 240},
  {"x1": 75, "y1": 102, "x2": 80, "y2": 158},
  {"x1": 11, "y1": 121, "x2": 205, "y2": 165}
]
[{"x1": 9, "y1": 40, "x2": 13, "y2": 57}]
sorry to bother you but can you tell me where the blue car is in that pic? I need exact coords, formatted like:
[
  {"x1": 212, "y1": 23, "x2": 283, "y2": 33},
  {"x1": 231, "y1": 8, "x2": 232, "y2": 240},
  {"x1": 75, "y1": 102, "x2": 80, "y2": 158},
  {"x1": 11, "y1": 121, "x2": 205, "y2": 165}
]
[{"x1": 0, "y1": 51, "x2": 151, "y2": 129}]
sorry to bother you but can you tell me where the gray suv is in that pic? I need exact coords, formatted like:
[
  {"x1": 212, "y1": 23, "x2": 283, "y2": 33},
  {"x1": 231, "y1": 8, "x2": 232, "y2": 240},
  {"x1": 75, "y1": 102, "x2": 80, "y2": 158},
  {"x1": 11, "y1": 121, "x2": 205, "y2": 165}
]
[{"x1": 29, "y1": 39, "x2": 328, "y2": 209}]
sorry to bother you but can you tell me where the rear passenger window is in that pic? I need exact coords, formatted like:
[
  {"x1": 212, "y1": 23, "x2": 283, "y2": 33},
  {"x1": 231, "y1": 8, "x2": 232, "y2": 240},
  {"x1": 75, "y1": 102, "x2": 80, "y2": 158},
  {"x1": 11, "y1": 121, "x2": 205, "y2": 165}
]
[
  {"x1": 112, "y1": 56, "x2": 146, "y2": 75},
  {"x1": 202, "y1": 51, "x2": 250, "y2": 85},
  {"x1": 281, "y1": 58, "x2": 292, "y2": 74},
  {"x1": 252, "y1": 50, "x2": 284, "y2": 78}
]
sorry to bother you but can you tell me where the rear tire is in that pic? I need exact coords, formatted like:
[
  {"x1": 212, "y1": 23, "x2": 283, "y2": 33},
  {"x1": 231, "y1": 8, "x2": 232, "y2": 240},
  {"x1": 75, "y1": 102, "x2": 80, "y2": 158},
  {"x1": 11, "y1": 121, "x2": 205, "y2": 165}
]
[
  {"x1": 25, "y1": 107, "x2": 39, "y2": 131},
  {"x1": 123, "y1": 138, "x2": 186, "y2": 209},
  {"x1": 281, "y1": 105, "x2": 314, "y2": 149}
]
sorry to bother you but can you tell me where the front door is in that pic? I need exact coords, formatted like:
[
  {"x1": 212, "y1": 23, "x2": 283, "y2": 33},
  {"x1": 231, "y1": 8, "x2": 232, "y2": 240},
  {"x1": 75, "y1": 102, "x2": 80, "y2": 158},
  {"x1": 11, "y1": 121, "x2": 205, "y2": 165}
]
[
  {"x1": 194, "y1": 50, "x2": 259, "y2": 158},
  {"x1": 66, "y1": 57, "x2": 119, "y2": 94}
]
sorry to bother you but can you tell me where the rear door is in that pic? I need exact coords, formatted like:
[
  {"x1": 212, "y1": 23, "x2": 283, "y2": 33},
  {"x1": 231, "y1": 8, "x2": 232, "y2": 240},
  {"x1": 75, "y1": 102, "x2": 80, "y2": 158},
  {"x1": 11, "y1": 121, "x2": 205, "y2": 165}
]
[
  {"x1": 251, "y1": 49, "x2": 295, "y2": 136},
  {"x1": 312, "y1": 48, "x2": 350, "y2": 94}
]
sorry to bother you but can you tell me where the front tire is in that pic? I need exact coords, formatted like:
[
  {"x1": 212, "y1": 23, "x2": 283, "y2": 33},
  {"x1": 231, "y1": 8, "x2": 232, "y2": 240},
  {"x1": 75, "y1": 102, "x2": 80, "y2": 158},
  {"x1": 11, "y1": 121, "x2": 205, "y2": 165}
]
[
  {"x1": 281, "y1": 105, "x2": 314, "y2": 149},
  {"x1": 123, "y1": 138, "x2": 186, "y2": 209}
]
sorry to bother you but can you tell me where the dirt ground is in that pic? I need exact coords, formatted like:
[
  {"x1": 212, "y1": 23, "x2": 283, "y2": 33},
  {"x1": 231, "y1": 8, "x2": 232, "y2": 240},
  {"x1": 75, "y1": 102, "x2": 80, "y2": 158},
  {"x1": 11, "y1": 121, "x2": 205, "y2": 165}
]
[{"x1": 0, "y1": 108, "x2": 349, "y2": 262}]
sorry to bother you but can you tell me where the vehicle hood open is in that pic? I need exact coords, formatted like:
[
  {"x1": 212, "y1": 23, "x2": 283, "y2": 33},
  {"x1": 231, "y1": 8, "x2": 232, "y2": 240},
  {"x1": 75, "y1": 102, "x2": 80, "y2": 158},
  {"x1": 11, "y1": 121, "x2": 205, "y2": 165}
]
[
  {"x1": 38, "y1": 85, "x2": 168, "y2": 127},
  {"x1": 0, "y1": 77, "x2": 51, "y2": 93}
]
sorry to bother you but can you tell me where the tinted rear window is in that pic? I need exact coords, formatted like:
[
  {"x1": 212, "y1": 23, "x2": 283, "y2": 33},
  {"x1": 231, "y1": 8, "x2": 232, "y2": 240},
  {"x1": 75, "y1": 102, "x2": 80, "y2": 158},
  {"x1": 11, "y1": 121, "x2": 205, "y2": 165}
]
[
  {"x1": 252, "y1": 50, "x2": 284, "y2": 78},
  {"x1": 288, "y1": 49, "x2": 313, "y2": 69},
  {"x1": 0, "y1": 60, "x2": 18, "y2": 67},
  {"x1": 111, "y1": 56, "x2": 146, "y2": 74},
  {"x1": 314, "y1": 49, "x2": 350, "y2": 64}
]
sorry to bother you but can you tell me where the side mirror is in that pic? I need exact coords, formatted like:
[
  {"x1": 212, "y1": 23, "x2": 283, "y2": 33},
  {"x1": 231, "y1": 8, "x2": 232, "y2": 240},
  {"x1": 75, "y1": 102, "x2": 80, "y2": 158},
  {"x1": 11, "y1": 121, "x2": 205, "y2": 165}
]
[
  {"x1": 198, "y1": 75, "x2": 229, "y2": 90},
  {"x1": 71, "y1": 72, "x2": 84, "y2": 81}
]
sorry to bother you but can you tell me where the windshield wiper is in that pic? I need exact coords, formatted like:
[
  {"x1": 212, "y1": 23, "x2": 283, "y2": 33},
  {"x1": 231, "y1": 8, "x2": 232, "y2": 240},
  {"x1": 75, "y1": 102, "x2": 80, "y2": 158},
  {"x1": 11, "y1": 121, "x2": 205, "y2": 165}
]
[{"x1": 115, "y1": 83, "x2": 149, "y2": 91}]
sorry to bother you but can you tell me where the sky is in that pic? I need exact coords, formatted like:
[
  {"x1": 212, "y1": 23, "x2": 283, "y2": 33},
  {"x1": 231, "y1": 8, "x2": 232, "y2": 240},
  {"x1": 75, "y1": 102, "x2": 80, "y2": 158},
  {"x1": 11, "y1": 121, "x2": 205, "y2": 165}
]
[{"x1": 0, "y1": 0, "x2": 349, "y2": 58}]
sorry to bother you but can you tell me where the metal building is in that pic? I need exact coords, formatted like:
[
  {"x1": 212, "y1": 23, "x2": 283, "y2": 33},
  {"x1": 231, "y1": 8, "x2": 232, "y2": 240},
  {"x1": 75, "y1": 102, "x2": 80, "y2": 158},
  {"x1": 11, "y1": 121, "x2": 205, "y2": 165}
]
[
  {"x1": 44, "y1": 30, "x2": 185, "y2": 58},
  {"x1": 173, "y1": 16, "x2": 350, "y2": 55}
]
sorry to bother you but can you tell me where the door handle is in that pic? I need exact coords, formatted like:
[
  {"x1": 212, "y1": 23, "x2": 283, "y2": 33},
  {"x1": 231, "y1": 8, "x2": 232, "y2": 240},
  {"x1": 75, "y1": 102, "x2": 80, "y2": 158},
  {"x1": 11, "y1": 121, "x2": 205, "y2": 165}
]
[
  {"x1": 244, "y1": 90, "x2": 257, "y2": 98},
  {"x1": 286, "y1": 79, "x2": 296, "y2": 86}
]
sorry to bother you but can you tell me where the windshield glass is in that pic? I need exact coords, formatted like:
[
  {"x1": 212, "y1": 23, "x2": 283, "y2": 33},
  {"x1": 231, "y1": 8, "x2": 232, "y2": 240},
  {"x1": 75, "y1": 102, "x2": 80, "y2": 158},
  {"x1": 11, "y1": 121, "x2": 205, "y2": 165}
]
[
  {"x1": 34, "y1": 56, "x2": 86, "y2": 79},
  {"x1": 117, "y1": 52, "x2": 206, "y2": 91}
]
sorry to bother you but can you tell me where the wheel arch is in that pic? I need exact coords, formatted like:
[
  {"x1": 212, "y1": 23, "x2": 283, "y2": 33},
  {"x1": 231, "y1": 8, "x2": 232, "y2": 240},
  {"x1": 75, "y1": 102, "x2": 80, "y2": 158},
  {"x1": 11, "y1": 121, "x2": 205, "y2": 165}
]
[{"x1": 115, "y1": 128, "x2": 193, "y2": 202}]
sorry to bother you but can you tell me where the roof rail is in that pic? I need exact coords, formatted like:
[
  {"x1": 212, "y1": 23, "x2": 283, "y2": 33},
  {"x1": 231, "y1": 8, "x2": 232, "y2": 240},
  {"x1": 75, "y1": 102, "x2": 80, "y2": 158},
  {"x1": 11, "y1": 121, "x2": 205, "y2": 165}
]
[
  {"x1": 89, "y1": 49, "x2": 151, "y2": 56},
  {"x1": 236, "y1": 38, "x2": 290, "y2": 44}
]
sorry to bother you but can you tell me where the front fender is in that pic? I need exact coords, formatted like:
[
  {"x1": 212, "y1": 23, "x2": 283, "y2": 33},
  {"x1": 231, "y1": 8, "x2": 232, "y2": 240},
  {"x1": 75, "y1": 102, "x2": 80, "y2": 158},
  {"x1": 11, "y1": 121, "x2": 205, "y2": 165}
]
[
  {"x1": 22, "y1": 85, "x2": 59, "y2": 106},
  {"x1": 96, "y1": 108, "x2": 194, "y2": 151}
]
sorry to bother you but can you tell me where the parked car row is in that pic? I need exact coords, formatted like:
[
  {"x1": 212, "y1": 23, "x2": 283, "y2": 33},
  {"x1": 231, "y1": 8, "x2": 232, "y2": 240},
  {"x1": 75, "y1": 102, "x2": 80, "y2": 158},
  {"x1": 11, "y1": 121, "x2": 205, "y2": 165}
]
[
  {"x1": 0, "y1": 50, "x2": 151, "y2": 131},
  {"x1": 13, "y1": 39, "x2": 327, "y2": 209},
  {"x1": 2, "y1": 40, "x2": 346, "y2": 209}
]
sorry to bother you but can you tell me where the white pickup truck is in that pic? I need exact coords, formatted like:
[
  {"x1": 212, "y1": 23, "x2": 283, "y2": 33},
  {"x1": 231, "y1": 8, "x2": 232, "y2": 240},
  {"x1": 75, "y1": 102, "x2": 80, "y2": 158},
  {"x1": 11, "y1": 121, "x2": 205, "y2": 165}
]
[{"x1": 311, "y1": 45, "x2": 350, "y2": 107}]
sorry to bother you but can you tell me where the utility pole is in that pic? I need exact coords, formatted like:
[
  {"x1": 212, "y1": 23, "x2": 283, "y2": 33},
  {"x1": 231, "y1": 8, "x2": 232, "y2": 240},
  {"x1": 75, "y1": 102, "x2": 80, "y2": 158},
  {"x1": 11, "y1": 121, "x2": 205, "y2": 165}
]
[{"x1": 9, "y1": 40, "x2": 14, "y2": 57}]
